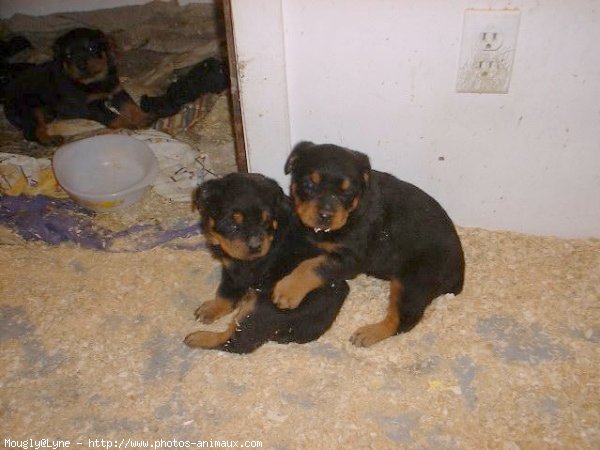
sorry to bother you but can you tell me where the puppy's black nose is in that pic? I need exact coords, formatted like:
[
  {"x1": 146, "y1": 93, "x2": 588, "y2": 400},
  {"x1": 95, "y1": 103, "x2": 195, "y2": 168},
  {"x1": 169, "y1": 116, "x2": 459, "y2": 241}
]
[
  {"x1": 76, "y1": 60, "x2": 88, "y2": 73},
  {"x1": 247, "y1": 236, "x2": 262, "y2": 253},
  {"x1": 319, "y1": 210, "x2": 333, "y2": 221}
]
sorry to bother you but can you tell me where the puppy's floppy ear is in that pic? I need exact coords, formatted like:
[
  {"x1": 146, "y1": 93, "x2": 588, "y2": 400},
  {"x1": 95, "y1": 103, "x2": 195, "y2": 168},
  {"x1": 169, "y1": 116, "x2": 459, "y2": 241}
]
[
  {"x1": 284, "y1": 141, "x2": 315, "y2": 174},
  {"x1": 350, "y1": 150, "x2": 372, "y2": 186},
  {"x1": 195, "y1": 179, "x2": 222, "y2": 215},
  {"x1": 270, "y1": 179, "x2": 292, "y2": 217},
  {"x1": 52, "y1": 36, "x2": 66, "y2": 61},
  {"x1": 271, "y1": 183, "x2": 292, "y2": 229},
  {"x1": 255, "y1": 175, "x2": 291, "y2": 217},
  {"x1": 103, "y1": 33, "x2": 118, "y2": 60}
]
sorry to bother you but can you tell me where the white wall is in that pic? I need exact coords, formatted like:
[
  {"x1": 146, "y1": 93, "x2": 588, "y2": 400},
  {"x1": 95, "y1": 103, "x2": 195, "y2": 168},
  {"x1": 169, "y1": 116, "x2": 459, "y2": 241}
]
[
  {"x1": 229, "y1": 0, "x2": 291, "y2": 179},
  {"x1": 233, "y1": 0, "x2": 600, "y2": 239},
  {"x1": 0, "y1": 0, "x2": 211, "y2": 18}
]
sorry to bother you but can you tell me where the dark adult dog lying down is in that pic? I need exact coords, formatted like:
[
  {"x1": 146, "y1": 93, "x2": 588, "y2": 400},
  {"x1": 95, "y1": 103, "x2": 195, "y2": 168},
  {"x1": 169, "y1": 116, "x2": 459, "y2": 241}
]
[
  {"x1": 273, "y1": 142, "x2": 465, "y2": 347},
  {"x1": 184, "y1": 173, "x2": 349, "y2": 354},
  {"x1": 3, "y1": 28, "x2": 154, "y2": 146}
]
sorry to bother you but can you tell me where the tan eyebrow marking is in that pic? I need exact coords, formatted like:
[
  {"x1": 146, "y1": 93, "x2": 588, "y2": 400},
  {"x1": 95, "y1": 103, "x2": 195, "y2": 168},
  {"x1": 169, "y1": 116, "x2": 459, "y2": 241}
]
[{"x1": 233, "y1": 212, "x2": 244, "y2": 224}]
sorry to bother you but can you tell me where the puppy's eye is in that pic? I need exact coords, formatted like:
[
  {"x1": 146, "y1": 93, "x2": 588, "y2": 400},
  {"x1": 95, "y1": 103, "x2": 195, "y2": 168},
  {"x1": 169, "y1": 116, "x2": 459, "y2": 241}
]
[
  {"x1": 339, "y1": 188, "x2": 354, "y2": 199},
  {"x1": 302, "y1": 179, "x2": 317, "y2": 192},
  {"x1": 339, "y1": 183, "x2": 354, "y2": 196},
  {"x1": 228, "y1": 212, "x2": 246, "y2": 232},
  {"x1": 224, "y1": 221, "x2": 239, "y2": 233},
  {"x1": 88, "y1": 44, "x2": 102, "y2": 56},
  {"x1": 261, "y1": 210, "x2": 271, "y2": 224}
]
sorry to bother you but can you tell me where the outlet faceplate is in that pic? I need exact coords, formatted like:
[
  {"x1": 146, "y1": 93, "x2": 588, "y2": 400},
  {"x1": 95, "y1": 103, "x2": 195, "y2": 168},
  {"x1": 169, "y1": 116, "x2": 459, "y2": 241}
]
[{"x1": 456, "y1": 9, "x2": 520, "y2": 94}]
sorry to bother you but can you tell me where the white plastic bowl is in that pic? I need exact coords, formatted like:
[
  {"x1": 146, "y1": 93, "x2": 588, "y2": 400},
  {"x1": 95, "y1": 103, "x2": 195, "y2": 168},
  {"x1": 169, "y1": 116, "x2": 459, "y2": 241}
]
[{"x1": 53, "y1": 135, "x2": 159, "y2": 212}]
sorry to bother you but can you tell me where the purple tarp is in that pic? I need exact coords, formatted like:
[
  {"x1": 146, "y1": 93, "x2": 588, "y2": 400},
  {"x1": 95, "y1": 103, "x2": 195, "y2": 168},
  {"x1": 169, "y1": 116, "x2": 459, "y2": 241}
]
[{"x1": 0, "y1": 195, "x2": 204, "y2": 251}]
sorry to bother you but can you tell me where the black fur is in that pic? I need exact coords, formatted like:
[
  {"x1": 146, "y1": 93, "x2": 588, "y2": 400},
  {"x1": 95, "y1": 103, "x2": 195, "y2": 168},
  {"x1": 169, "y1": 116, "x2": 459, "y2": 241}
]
[
  {"x1": 283, "y1": 142, "x2": 465, "y2": 338},
  {"x1": 222, "y1": 285, "x2": 348, "y2": 353},
  {"x1": 0, "y1": 35, "x2": 32, "y2": 59},
  {"x1": 140, "y1": 57, "x2": 228, "y2": 118},
  {"x1": 185, "y1": 173, "x2": 348, "y2": 354},
  {"x1": 0, "y1": 35, "x2": 34, "y2": 103}
]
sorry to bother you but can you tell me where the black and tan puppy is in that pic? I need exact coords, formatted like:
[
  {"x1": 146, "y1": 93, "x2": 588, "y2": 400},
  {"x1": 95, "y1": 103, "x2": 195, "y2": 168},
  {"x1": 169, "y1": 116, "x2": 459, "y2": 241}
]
[
  {"x1": 273, "y1": 142, "x2": 465, "y2": 347},
  {"x1": 3, "y1": 28, "x2": 154, "y2": 146},
  {"x1": 184, "y1": 173, "x2": 349, "y2": 354}
]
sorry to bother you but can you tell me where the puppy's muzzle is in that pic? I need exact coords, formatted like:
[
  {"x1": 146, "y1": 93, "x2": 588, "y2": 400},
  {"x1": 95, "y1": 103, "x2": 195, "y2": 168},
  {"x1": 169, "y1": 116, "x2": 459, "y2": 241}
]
[
  {"x1": 247, "y1": 235, "x2": 263, "y2": 255},
  {"x1": 317, "y1": 197, "x2": 338, "y2": 227},
  {"x1": 76, "y1": 60, "x2": 88, "y2": 73}
]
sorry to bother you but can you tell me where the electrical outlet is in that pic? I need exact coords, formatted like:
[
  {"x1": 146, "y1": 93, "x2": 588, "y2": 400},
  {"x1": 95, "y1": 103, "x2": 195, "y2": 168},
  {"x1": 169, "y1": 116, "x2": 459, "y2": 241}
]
[{"x1": 456, "y1": 9, "x2": 520, "y2": 94}]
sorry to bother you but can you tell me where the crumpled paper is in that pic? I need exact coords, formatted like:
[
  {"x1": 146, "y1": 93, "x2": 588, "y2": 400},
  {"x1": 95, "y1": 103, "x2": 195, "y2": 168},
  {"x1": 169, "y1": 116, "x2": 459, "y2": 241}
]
[
  {"x1": 131, "y1": 129, "x2": 217, "y2": 202},
  {"x1": 0, "y1": 152, "x2": 67, "y2": 198}
]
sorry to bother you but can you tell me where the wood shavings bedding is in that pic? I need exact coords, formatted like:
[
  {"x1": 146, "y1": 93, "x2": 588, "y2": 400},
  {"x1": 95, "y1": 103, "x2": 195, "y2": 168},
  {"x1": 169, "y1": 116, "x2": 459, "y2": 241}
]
[{"x1": 1, "y1": 227, "x2": 598, "y2": 448}]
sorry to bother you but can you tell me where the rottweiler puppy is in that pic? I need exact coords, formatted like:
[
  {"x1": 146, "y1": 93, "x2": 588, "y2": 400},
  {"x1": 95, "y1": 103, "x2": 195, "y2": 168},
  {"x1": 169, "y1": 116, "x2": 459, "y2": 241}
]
[
  {"x1": 273, "y1": 142, "x2": 465, "y2": 347},
  {"x1": 140, "y1": 57, "x2": 229, "y2": 118},
  {"x1": 184, "y1": 173, "x2": 349, "y2": 354},
  {"x1": 3, "y1": 28, "x2": 154, "y2": 146}
]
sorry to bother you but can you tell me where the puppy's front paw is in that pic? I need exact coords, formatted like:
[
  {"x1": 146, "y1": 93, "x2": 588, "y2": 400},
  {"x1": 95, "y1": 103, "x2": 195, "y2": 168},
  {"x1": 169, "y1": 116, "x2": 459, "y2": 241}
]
[
  {"x1": 272, "y1": 275, "x2": 306, "y2": 310},
  {"x1": 48, "y1": 135, "x2": 65, "y2": 147},
  {"x1": 350, "y1": 323, "x2": 394, "y2": 347},
  {"x1": 38, "y1": 135, "x2": 64, "y2": 147},
  {"x1": 194, "y1": 298, "x2": 232, "y2": 324},
  {"x1": 184, "y1": 331, "x2": 222, "y2": 349}
]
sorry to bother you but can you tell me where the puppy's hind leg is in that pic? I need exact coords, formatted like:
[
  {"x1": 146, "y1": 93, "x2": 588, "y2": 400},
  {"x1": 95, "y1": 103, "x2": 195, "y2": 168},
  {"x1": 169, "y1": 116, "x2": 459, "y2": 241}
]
[
  {"x1": 396, "y1": 248, "x2": 459, "y2": 333},
  {"x1": 396, "y1": 279, "x2": 436, "y2": 333},
  {"x1": 281, "y1": 280, "x2": 349, "y2": 344},
  {"x1": 223, "y1": 281, "x2": 348, "y2": 353},
  {"x1": 215, "y1": 300, "x2": 283, "y2": 354},
  {"x1": 350, "y1": 278, "x2": 401, "y2": 347}
]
